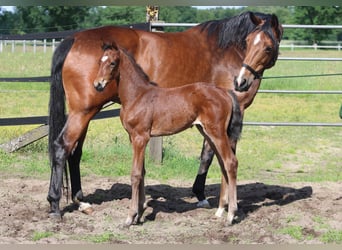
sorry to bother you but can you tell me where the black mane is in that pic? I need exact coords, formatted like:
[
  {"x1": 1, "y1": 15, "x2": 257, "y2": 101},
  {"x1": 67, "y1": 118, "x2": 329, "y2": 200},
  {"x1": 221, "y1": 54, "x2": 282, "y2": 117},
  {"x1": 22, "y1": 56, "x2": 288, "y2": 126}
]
[{"x1": 199, "y1": 11, "x2": 277, "y2": 49}]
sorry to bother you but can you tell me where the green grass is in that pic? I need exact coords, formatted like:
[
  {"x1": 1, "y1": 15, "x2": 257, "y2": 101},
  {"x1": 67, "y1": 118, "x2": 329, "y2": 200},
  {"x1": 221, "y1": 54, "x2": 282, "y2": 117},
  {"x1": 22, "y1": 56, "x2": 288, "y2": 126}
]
[
  {"x1": 0, "y1": 49, "x2": 341, "y2": 184},
  {"x1": 32, "y1": 231, "x2": 54, "y2": 241}
]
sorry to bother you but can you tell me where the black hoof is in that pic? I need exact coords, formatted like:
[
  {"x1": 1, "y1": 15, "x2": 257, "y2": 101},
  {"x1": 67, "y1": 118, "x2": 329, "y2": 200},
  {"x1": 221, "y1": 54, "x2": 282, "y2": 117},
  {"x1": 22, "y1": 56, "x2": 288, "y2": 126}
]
[{"x1": 48, "y1": 212, "x2": 62, "y2": 220}]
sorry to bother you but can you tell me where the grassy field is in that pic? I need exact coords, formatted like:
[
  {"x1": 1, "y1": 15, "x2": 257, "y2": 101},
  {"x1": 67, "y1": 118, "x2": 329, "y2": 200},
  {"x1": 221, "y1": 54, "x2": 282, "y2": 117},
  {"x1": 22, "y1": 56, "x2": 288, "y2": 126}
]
[{"x1": 0, "y1": 48, "x2": 341, "y2": 185}]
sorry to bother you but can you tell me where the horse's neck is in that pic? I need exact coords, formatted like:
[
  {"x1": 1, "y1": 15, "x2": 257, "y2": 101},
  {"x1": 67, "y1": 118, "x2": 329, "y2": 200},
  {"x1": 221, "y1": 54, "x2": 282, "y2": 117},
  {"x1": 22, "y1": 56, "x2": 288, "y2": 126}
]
[{"x1": 118, "y1": 55, "x2": 153, "y2": 106}]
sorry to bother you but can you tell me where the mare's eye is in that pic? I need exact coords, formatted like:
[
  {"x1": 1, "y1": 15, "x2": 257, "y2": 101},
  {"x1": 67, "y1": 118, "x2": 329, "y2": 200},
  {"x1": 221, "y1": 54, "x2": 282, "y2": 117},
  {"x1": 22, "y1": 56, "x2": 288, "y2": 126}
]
[
  {"x1": 265, "y1": 46, "x2": 273, "y2": 53},
  {"x1": 110, "y1": 61, "x2": 116, "y2": 68}
]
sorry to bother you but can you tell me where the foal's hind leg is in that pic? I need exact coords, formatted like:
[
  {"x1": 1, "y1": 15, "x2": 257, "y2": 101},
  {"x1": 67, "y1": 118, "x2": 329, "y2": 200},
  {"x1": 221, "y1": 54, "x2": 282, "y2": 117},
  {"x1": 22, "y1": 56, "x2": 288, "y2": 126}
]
[
  {"x1": 215, "y1": 138, "x2": 238, "y2": 216},
  {"x1": 192, "y1": 139, "x2": 214, "y2": 208},
  {"x1": 204, "y1": 130, "x2": 238, "y2": 225}
]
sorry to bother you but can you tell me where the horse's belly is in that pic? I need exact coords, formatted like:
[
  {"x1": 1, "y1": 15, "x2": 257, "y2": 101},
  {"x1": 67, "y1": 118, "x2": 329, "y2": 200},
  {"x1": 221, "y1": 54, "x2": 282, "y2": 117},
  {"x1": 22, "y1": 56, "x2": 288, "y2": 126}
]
[{"x1": 150, "y1": 118, "x2": 193, "y2": 137}]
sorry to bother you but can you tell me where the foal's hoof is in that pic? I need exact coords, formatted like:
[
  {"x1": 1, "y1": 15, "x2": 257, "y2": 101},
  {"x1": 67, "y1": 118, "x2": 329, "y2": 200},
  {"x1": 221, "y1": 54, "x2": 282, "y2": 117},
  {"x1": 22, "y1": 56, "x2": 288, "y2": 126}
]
[{"x1": 197, "y1": 199, "x2": 211, "y2": 208}]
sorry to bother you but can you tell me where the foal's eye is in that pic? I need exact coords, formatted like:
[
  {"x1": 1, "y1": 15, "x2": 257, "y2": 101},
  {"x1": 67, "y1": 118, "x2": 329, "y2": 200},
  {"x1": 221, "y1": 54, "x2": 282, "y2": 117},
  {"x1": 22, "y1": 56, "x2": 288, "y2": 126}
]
[
  {"x1": 110, "y1": 62, "x2": 116, "y2": 68},
  {"x1": 265, "y1": 46, "x2": 273, "y2": 53}
]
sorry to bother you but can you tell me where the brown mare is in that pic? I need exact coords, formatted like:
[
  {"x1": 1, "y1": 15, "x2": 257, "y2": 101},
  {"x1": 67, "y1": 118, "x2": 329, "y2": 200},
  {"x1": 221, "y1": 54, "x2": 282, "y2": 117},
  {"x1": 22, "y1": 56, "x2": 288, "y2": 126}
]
[
  {"x1": 47, "y1": 11, "x2": 282, "y2": 218},
  {"x1": 94, "y1": 44, "x2": 243, "y2": 225}
]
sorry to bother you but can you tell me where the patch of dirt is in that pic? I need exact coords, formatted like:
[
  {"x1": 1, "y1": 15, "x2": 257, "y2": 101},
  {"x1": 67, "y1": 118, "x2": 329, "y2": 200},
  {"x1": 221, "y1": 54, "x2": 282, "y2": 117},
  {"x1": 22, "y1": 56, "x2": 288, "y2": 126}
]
[{"x1": 0, "y1": 176, "x2": 341, "y2": 244}]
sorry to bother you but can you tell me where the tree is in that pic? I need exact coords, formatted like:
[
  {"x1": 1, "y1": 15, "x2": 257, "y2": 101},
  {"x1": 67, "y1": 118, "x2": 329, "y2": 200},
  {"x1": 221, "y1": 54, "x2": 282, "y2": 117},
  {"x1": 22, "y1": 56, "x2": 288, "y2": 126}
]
[
  {"x1": 14, "y1": 6, "x2": 91, "y2": 33},
  {"x1": 291, "y1": 6, "x2": 342, "y2": 43},
  {"x1": 0, "y1": 8, "x2": 19, "y2": 34},
  {"x1": 90, "y1": 6, "x2": 145, "y2": 26}
]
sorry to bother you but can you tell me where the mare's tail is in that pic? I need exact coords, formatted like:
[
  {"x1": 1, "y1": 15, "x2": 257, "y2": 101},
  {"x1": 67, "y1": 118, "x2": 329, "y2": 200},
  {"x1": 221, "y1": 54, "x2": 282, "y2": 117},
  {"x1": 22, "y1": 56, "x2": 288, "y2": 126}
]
[
  {"x1": 227, "y1": 90, "x2": 243, "y2": 142},
  {"x1": 48, "y1": 37, "x2": 74, "y2": 160}
]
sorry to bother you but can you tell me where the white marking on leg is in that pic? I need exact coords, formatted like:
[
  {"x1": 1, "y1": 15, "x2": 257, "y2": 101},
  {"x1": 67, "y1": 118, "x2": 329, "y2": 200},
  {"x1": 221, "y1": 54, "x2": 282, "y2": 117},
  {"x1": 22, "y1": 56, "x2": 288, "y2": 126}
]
[
  {"x1": 227, "y1": 211, "x2": 234, "y2": 225},
  {"x1": 78, "y1": 202, "x2": 94, "y2": 215},
  {"x1": 215, "y1": 207, "x2": 225, "y2": 217},
  {"x1": 253, "y1": 33, "x2": 261, "y2": 45}
]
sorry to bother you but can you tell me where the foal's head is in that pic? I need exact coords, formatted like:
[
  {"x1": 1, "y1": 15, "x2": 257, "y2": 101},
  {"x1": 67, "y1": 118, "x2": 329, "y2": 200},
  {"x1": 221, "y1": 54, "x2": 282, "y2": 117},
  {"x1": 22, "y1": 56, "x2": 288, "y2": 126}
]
[
  {"x1": 93, "y1": 44, "x2": 120, "y2": 92},
  {"x1": 234, "y1": 13, "x2": 282, "y2": 92}
]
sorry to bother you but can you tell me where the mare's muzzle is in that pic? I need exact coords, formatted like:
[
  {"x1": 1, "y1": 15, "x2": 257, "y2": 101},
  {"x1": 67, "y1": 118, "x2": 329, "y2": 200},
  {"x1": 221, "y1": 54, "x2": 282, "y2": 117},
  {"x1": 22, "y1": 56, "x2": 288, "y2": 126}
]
[{"x1": 234, "y1": 63, "x2": 262, "y2": 92}]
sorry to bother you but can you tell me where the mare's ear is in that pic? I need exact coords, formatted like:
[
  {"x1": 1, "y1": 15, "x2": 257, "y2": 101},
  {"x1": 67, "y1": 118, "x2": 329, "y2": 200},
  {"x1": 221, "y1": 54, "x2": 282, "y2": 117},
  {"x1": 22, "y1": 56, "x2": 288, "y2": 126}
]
[
  {"x1": 250, "y1": 12, "x2": 263, "y2": 26},
  {"x1": 271, "y1": 14, "x2": 283, "y2": 41}
]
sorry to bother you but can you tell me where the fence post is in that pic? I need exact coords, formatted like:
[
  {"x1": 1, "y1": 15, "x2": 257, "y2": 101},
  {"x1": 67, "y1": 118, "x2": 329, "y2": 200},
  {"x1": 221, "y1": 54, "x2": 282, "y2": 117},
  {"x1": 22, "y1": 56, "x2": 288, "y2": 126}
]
[
  {"x1": 33, "y1": 40, "x2": 36, "y2": 54},
  {"x1": 52, "y1": 39, "x2": 55, "y2": 52},
  {"x1": 23, "y1": 40, "x2": 26, "y2": 53},
  {"x1": 0, "y1": 40, "x2": 2, "y2": 53},
  {"x1": 149, "y1": 137, "x2": 163, "y2": 163},
  {"x1": 11, "y1": 40, "x2": 15, "y2": 53},
  {"x1": 43, "y1": 39, "x2": 47, "y2": 53}
]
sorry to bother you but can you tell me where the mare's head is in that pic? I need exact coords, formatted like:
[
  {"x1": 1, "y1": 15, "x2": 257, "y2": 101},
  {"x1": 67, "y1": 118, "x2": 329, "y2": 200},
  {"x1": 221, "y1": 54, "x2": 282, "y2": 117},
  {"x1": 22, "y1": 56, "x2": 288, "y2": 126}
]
[
  {"x1": 93, "y1": 43, "x2": 120, "y2": 92},
  {"x1": 234, "y1": 13, "x2": 282, "y2": 92}
]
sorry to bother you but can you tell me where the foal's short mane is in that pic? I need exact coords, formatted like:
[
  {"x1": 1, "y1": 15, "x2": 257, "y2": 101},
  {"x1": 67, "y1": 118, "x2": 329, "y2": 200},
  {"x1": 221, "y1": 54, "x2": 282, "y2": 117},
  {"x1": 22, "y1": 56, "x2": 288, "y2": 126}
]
[
  {"x1": 102, "y1": 43, "x2": 158, "y2": 86},
  {"x1": 199, "y1": 11, "x2": 279, "y2": 50}
]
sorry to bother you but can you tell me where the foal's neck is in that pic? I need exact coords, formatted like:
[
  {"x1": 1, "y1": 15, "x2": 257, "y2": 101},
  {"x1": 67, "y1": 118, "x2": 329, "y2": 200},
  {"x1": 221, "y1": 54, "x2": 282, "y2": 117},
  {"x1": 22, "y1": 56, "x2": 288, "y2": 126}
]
[{"x1": 118, "y1": 52, "x2": 154, "y2": 106}]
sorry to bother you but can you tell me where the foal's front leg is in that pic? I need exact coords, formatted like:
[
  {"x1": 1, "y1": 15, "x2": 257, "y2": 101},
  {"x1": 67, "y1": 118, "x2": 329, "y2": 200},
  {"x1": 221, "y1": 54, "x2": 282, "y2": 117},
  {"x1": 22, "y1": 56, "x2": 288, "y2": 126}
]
[{"x1": 125, "y1": 135, "x2": 148, "y2": 226}]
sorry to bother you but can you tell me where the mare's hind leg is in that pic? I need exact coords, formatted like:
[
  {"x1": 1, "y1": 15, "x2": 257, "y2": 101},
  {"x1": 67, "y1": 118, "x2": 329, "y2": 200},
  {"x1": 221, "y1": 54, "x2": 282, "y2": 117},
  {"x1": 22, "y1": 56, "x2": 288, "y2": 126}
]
[
  {"x1": 192, "y1": 139, "x2": 214, "y2": 208},
  {"x1": 68, "y1": 130, "x2": 87, "y2": 204},
  {"x1": 47, "y1": 112, "x2": 96, "y2": 218}
]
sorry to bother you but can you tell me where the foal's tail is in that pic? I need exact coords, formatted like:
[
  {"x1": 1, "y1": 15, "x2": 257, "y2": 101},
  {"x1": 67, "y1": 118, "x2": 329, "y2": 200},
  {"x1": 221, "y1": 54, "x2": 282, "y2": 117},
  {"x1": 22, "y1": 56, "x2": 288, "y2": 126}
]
[
  {"x1": 227, "y1": 90, "x2": 243, "y2": 142},
  {"x1": 48, "y1": 37, "x2": 74, "y2": 159}
]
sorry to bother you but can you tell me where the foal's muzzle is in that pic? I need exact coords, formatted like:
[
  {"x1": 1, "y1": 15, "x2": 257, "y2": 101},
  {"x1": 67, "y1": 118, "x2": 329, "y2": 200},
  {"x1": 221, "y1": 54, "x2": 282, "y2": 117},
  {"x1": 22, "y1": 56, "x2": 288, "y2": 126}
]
[{"x1": 93, "y1": 79, "x2": 108, "y2": 92}]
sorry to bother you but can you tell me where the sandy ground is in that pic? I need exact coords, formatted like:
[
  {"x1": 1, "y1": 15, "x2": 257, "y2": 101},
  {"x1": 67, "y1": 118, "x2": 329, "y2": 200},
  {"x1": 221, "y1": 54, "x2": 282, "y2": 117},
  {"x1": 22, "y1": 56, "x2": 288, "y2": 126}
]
[{"x1": 0, "y1": 176, "x2": 341, "y2": 244}]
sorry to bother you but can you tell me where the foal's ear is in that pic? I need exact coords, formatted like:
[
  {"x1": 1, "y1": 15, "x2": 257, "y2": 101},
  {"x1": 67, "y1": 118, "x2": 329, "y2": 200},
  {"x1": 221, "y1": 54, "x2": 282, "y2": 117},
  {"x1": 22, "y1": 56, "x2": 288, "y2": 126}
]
[
  {"x1": 111, "y1": 42, "x2": 119, "y2": 51},
  {"x1": 101, "y1": 42, "x2": 119, "y2": 51},
  {"x1": 250, "y1": 12, "x2": 263, "y2": 26}
]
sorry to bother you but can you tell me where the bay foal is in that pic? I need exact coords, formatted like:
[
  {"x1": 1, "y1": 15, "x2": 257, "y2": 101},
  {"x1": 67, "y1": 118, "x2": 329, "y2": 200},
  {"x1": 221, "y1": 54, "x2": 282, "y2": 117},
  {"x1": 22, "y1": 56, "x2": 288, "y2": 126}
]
[{"x1": 94, "y1": 44, "x2": 243, "y2": 226}]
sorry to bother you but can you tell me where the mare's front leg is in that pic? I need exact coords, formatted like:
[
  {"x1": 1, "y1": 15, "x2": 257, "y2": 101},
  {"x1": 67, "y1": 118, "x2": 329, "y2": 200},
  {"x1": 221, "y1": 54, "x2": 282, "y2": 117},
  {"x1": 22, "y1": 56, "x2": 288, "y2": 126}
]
[
  {"x1": 192, "y1": 139, "x2": 214, "y2": 208},
  {"x1": 125, "y1": 134, "x2": 148, "y2": 226},
  {"x1": 47, "y1": 112, "x2": 95, "y2": 219}
]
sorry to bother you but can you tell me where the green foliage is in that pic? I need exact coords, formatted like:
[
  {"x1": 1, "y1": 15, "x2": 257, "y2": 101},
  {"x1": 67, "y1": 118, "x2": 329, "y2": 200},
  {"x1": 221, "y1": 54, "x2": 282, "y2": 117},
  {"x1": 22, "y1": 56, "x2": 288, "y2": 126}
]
[
  {"x1": 287, "y1": 6, "x2": 342, "y2": 43},
  {"x1": 14, "y1": 6, "x2": 91, "y2": 33}
]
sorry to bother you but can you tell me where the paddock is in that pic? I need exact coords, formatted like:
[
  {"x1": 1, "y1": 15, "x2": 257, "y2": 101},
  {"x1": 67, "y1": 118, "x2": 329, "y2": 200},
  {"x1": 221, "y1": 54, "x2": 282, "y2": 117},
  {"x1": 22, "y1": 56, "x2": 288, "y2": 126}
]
[{"x1": 0, "y1": 23, "x2": 341, "y2": 243}]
